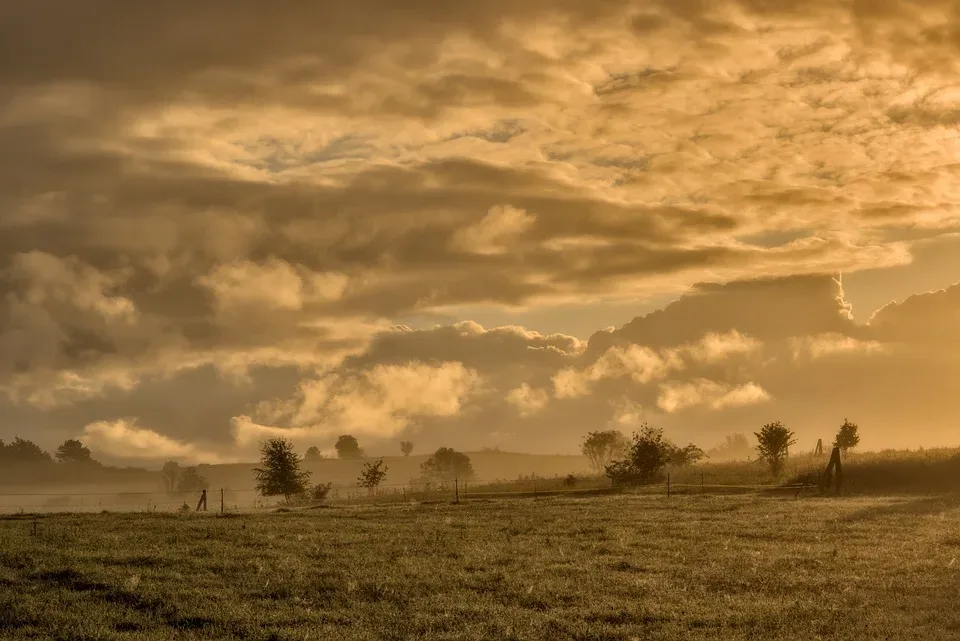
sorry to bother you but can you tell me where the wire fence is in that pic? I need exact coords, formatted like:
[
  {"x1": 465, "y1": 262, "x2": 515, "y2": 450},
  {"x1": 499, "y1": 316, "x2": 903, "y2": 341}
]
[{"x1": 0, "y1": 474, "x2": 819, "y2": 515}]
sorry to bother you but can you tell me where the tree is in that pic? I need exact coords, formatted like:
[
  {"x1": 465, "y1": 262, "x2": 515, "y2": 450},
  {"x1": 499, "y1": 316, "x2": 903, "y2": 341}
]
[
  {"x1": 304, "y1": 446, "x2": 323, "y2": 461},
  {"x1": 175, "y1": 467, "x2": 209, "y2": 493},
  {"x1": 421, "y1": 447, "x2": 475, "y2": 482},
  {"x1": 604, "y1": 423, "x2": 672, "y2": 486},
  {"x1": 400, "y1": 440, "x2": 414, "y2": 457},
  {"x1": 254, "y1": 438, "x2": 312, "y2": 501},
  {"x1": 161, "y1": 461, "x2": 181, "y2": 492},
  {"x1": 357, "y1": 459, "x2": 388, "y2": 494},
  {"x1": 0, "y1": 437, "x2": 52, "y2": 465},
  {"x1": 834, "y1": 418, "x2": 860, "y2": 453},
  {"x1": 581, "y1": 430, "x2": 630, "y2": 474},
  {"x1": 755, "y1": 421, "x2": 797, "y2": 476},
  {"x1": 335, "y1": 435, "x2": 364, "y2": 460},
  {"x1": 55, "y1": 439, "x2": 92, "y2": 464},
  {"x1": 667, "y1": 443, "x2": 706, "y2": 467}
]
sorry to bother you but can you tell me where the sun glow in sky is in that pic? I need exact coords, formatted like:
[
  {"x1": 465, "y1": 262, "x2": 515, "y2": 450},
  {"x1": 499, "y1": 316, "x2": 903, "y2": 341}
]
[{"x1": 4, "y1": 1, "x2": 960, "y2": 463}]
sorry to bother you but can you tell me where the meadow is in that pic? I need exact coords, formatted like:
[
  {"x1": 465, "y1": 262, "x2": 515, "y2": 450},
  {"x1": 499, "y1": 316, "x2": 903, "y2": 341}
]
[{"x1": 2, "y1": 492, "x2": 960, "y2": 640}]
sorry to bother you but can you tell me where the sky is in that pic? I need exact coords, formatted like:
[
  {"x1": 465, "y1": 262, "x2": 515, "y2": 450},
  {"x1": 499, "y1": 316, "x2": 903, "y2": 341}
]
[{"x1": 3, "y1": 0, "x2": 960, "y2": 465}]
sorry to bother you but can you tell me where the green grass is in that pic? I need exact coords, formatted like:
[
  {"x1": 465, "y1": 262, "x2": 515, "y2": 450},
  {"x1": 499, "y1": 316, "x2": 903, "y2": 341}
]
[{"x1": 3, "y1": 493, "x2": 960, "y2": 640}]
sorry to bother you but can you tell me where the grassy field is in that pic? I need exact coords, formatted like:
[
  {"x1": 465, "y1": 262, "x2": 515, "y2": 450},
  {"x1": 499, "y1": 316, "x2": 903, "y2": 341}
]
[{"x1": 2, "y1": 493, "x2": 960, "y2": 640}]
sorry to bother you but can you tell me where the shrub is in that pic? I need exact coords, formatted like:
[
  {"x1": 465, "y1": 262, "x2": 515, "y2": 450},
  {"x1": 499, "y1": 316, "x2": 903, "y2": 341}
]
[
  {"x1": 604, "y1": 423, "x2": 672, "y2": 486},
  {"x1": 311, "y1": 482, "x2": 333, "y2": 501}
]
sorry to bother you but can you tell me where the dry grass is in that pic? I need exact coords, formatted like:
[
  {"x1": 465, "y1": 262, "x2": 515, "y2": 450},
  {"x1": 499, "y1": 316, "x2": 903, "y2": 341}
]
[{"x1": 2, "y1": 493, "x2": 960, "y2": 640}]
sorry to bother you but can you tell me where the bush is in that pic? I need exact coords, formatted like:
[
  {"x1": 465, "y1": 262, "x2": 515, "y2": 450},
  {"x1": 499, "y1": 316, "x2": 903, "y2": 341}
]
[
  {"x1": 604, "y1": 423, "x2": 672, "y2": 486},
  {"x1": 311, "y1": 482, "x2": 333, "y2": 501}
]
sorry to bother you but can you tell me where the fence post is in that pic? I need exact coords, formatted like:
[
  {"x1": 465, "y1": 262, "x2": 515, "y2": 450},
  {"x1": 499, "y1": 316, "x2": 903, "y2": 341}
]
[
  {"x1": 455, "y1": 478, "x2": 460, "y2": 504},
  {"x1": 667, "y1": 473, "x2": 671, "y2": 497},
  {"x1": 701, "y1": 473, "x2": 704, "y2": 493},
  {"x1": 533, "y1": 479, "x2": 537, "y2": 498},
  {"x1": 220, "y1": 488, "x2": 224, "y2": 514}
]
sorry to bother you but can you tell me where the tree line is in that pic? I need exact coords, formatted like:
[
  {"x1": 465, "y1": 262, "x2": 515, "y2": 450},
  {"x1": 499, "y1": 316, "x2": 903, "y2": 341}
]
[
  {"x1": 254, "y1": 438, "x2": 476, "y2": 502},
  {"x1": 582, "y1": 418, "x2": 861, "y2": 486},
  {"x1": 0, "y1": 437, "x2": 99, "y2": 466}
]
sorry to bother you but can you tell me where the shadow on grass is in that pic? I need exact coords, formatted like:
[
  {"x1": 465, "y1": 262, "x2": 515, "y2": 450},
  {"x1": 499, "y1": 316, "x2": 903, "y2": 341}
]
[{"x1": 839, "y1": 494, "x2": 960, "y2": 522}]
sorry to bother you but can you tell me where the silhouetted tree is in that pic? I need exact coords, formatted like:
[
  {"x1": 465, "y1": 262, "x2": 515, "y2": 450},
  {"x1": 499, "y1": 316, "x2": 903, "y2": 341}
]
[
  {"x1": 254, "y1": 438, "x2": 312, "y2": 501},
  {"x1": 335, "y1": 435, "x2": 365, "y2": 460},
  {"x1": 400, "y1": 440, "x2": 414, "y2": 457},
  {"x1": 175, "y1": 466, "x2": 209, "y2": 493},
  {"x1": 357, "y1": 458, "x2": 388, "y2": 494},
  {"x1": 161, "y1": 461, "x2": 181, "y2": 492},
  {"x1": 581, "y1": 430, "x2": 630, "y2": 474},
  {"x1": 834, "y1": 419, "x2": 860, "y2": 454},
  {"x1": 667, "y1": 443, "x2": 706, "y2": 467},
  {"x1": 604, "y1": 423, "x2": 671, "y2": 486},
  {"x1": 0, "y1": 437, "x2": 52, "y2": 465},
  {"x1": 755, "y1": 422, "x2": 796, "y2": 476},
  {"x1": 304, "y1": 446, "x2": 323, "y2": 461},
  {"x1": 421, "y1": 447, "x2": 475, "y2": 481},
  {"x1": 55, "y1": 439, "x2": 92, "y2": 464}
]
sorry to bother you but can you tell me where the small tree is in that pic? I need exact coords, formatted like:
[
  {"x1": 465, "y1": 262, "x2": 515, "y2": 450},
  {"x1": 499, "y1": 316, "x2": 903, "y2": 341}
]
[
  {"x1": 304, "y1": 446, "x2": 323, "y2": 461},
  {"x1": 335, "y1": 435, "x2": 365, "y2": 460},
  {"x1": 254, "y1": 438, "x2": 312, "y2": 501},
  {"x1": 400, "y1": 440, "x2": 414, "y2": 457},
  {"x1": 667, "y1": 443, "x2": 706, "y2": 467},
  {"x1": 581, "y1": 430, "x2": 630, "y2": 474},
  {"x1": 755, "y1": 421, "x2": 797, "y2": 476},
  {"x1": 311, "y1": 482, "x2": 333, "y2": 502},
  {"x1": 176, "y1": 467, "x2": 209, "y2": 493},
  {"x1": 55, "y1": 439, "x2": 92, "y2": 464},
  {"x1": 604, "y1": 423, "x2": 671, "y2": 486},
  {"x1": 161, "y1": 461, "x2": 181, "y2": 493},
  {"x1": 357, "y1": 459, "x2": 388, "y2": 495},
  {"x1": 421, "y1": 447, "x2": 475, "y2": 482},
  {"x1": 834, "y1": 418, "x2": 860, "y2": 454}
]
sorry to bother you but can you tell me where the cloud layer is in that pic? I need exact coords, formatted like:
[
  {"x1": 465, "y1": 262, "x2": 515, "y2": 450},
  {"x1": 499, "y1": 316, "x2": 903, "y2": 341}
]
[{"x1": 3, "y1": 2, "x2": 960, "y2": 460}]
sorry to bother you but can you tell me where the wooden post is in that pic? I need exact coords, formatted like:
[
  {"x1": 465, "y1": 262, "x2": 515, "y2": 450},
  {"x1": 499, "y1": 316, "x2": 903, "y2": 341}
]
[
  {"x1": 220, "y1": 488, "x2": 224, "y2": 514},
  {"x1": 196, "y1": 489, "x2": 207, "y2": 512},
  {"x1": 667, "y1": 473, "x2": 671, "y2": 497},
  {"x1": 533, "y1": 479, "x2": 537, "y2": 498},
  {"x1": 822, "y1": 446, "x2": 843, "y2": 495},
  {"x1": 815, "y1": 439, "x2": 824, "y2": 456},
  {"x1": 455, "y1": 478, "x2": 460, "y2": 504},
  {"x1": 700, "y1": 473, "x2": 704, "y2": 493}
]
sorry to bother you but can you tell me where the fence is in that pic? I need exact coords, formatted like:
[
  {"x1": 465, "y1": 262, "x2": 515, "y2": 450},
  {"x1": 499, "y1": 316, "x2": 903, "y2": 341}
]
[{"x1": 0, "y1": 474, "x2": 819, "y2": 515}]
